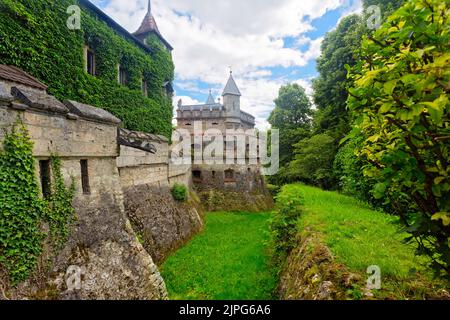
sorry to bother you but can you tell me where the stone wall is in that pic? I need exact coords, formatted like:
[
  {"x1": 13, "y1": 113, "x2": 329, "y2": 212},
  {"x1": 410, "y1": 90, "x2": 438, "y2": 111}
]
[
  {"x1": 191, "y1": 164, "x2": 274, "y2": 212},
  {"x1": 117, "y1": 133, "x2": 203, "y2": 265},
  {"x1": 0, "y1": 79, "x2": 167, "y2": 300}
]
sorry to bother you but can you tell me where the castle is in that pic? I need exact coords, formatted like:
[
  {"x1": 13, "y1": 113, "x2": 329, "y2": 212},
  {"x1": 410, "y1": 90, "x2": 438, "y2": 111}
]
[
  {"x1": 176, "y1": 72, "x2": 256, "y2": 132},
  {"x1": 176, "y1": 74, "x2": 272, "y2": 212},
  {"x1": 0, "y1": 0, "x2": 272, "y2": 299}
]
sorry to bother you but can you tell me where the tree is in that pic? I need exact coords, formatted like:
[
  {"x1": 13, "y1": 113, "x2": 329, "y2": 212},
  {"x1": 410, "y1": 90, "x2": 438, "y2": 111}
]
[
  {"x1": 347, "y1": 0, "x2": 450, "y2": 276},
  {"x1": 313, "y1": 14, "x2": 365, "y2": 140},
  {"x1": 268, "y1": 84, "x2": 313, "y2": 167},
  {"x1": 287, "y1": 134, "x2": 337, "y2": 190}
]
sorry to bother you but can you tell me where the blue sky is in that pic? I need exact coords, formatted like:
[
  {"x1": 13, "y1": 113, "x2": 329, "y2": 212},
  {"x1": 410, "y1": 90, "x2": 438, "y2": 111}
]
[{"x1": 92, "y1": 0, "x2": 362, "y2": 129}]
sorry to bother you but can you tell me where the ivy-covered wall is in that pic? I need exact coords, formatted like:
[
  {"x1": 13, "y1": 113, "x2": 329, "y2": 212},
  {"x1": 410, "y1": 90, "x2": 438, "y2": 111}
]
[{"x1": 0, "y1": 0, "x2": 174, "y2": 137}]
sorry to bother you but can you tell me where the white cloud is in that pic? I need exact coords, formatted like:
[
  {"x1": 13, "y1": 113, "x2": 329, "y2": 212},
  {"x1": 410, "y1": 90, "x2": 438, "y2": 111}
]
[{"x1": 92, "y1": 0, "x2": 351, "y2": 129}]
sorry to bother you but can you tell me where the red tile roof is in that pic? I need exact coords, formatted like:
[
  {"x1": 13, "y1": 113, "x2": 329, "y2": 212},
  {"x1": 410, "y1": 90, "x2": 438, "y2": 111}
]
[{"x1": 0, "y1": 65, "x2": 48, "y2": 91}]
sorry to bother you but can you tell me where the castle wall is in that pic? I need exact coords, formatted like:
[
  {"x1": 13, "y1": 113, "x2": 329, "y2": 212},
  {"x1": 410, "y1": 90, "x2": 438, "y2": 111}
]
[{"x1": 0, "y1": 81, "x2": 168, "y2": 300}]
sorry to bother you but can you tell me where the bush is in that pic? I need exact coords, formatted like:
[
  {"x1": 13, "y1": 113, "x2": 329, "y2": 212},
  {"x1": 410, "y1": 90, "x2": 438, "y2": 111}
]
[
  {"x1": 270, "y1": 185, "x2": 303, "y2": 264},
  {"x1": 347, "y1": 0, "x2": 450, "y2": 276},
  {"x1": 171, "y1": 184, "x2": 188, "y2": 202},
  {"x1": 266, "y1": 184, "x2": 281, "y2": 197}
]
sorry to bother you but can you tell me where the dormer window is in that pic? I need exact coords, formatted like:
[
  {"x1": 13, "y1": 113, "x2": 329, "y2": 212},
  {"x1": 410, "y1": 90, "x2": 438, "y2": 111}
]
[
  {"x1": 118, "y1": 64, "x2": 128, "y2": 86},
  {"x1": 85, "y1": 46, "x2": 96, "y2": 76}
]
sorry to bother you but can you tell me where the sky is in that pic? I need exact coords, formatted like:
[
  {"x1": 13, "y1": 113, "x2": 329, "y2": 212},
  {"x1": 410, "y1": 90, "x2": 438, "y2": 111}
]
[{"x1": 91, "y1": 0, "x2": 363, "y2": 129}]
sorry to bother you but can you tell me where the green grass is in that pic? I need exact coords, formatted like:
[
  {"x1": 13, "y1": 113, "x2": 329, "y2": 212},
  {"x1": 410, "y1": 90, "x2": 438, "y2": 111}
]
[
  {"x1": 281, "y1": 184, "x2": 429, "y2": 278},
  {"x1": 160, "y1": 212, "x2": 277, "y2": 300}
]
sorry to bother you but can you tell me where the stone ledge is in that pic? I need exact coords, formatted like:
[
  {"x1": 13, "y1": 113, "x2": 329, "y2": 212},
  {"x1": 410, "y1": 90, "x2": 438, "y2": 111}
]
[
  {"x1": 11, "y1": 86, "x2": 68, "y2": 114},
  {"x1": 64, "y1": 100, "x2": 121, "y2": 125}
]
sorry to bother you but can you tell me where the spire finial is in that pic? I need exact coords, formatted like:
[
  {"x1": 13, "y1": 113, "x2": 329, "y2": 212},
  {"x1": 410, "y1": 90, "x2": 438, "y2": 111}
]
[
  {"x1": 229, "y1": 66, "x2": 232, "y2": 75},
  {"x1": 148, "y1": 0, "x2": 152, "y2": 15}
]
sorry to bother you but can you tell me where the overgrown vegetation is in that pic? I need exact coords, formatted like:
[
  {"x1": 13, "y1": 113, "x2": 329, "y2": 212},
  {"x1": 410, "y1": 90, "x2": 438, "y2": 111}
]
[
  {"x1": 277, "y1": 184, "x2": 449, "y2": 299},
  {"x1": 161, "y1": 212, "x2": 277, "y2": 300},
  {"x1": 347, "y1": 0, "x2": 450, "y2": 277},
  {"x1": 0, "y1": 0, "x2": 174, "y2": 137},
  {"x1": 0, "y1": 121, "x2": 75, "y2": 284},
  {"x1": 171, "y1": 183, "x2": 188, "y2": 202},
  {"x1": 269, "y1": 186, "x2": 303, "y2": 264}
]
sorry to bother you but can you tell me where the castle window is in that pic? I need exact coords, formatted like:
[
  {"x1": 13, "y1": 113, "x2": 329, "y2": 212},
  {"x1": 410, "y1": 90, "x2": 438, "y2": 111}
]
[
  {"x1": 212, "y1": 171, "x2": 216, "y2": 178},
  {"x1": 142, "y1": 78, "x2": 148, "y2": 97},
  {"x1": 224, "y1": 169, "x2": 235, "y2": 182},
  {"x1": 192, "y1": 170, "x2": 202, "y2": 183},
  {"x1": 39, "y1": 160, "x2": 51, "y2": 199},
  {"x1": 185, "y1": 123, "x2": 192, "y2": 126},
  {"x1": 212, "y1": 122, "x2": 219, "y2": 126},
  {"x1": 85, "y1": 47, "x2": 96, "y2": 76},
  {"x1": 80, "y1": 159, "x2": 91, "y2": 195},
  {"x1": 118, "y1": 64, "x2": 128, "y2": 86}
]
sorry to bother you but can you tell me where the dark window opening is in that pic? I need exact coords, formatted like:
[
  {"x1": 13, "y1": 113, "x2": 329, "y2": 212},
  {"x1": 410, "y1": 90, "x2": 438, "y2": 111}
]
[
  {"x1": 39, "y1": 160, "x2": 51, "y2": 199},
  {"x1": 119, "y1": 65, "x2": 128, "y2": 85},
  {"x1": 192, "y1": 170, "x2": 202, "y2": 183},
  {"x1": 212, "y1": 171, "x2": 216, "y2": 178},
  {"x1": 86, "y1": 49, "x2": 96, "y2": 76},
  {"x1": 212, "y1": 122, "x2": 219, "y2": 125},
  {"x1": 142, "y1": 78, "x2": 148, "y2": 97},
  {"x1": 185, "y1": 123, "x2": 192, "y2": 126},
  {"x1": 80, "y1": 160, "x2": 91, "y2": 195},
  {"x1": 225, "y1": 169, "x2": 235, "y2": 182}
]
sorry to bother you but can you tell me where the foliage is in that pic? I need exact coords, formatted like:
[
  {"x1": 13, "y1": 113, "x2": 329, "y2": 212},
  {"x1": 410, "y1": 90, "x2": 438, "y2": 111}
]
[
  {"x1": 0, "y1": 121, "x2": 76, "y2": 284},
  {"x1": 0, "y1": 122, "x2": 46, "y2": 284},
  {"x1": 270, "y1": 186, "x2": 303, "y2": 263},
  {"x1": 283, "y1": 184, "x2": 448, "y2": 299},
  {"x1": 0, "y1": 0, "x2": 174, "y2": 137},
  {"x1": 268, "y1": 84, "x2": 313, "y2": 167},
  {"x1": 347, "y1": 0, "x2": 450, "y2": 276},
  {"x1": 313, "y1": 14, "x2": 365, "y2": 140},
  {"x1": 171, "y1": 183, "x2": 188, "y2": 202},
  {"x1": 161, "y1": 212, "x2": 277, "y2": 300},
  {"x1": 287, "y1": 134, "x2": 337, "y2": 189},
  {"x1": 266, "y1": 184, "x2": 281, "y2": 197},
  {"x1": 45, "y1": 156, "x2": 76, "y2": 252}
]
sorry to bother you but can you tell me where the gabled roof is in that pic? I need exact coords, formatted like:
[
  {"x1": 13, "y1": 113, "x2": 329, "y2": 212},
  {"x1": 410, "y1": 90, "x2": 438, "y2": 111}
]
[
  {"x1": 222, "y1": 73, "x2": 241, "y2": 96},
  {"x1": 0, "y1": 65, "x2": 48, "y2": 90}
]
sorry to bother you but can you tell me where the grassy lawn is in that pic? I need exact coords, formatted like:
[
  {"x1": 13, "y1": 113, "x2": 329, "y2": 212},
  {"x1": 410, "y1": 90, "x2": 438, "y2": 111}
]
[
  {"x1": 279, "y1": 184, "x2": 448, "y2": 299},
  {"x1": 160, "y1": 212, "x2": 277, "y2": 300}
]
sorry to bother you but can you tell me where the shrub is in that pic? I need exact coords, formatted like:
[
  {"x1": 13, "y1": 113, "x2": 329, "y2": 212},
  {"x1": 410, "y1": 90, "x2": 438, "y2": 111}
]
[
  {"x1": 270, "y1": 185, "x2": 303, "y2": 264},
  {"x1": 266, "y1": 184, "x2": 281, "y2": 197},
  {"x1": 347, "y1": 0, "x2": 450, "y2": 276},
  {"x1": 171, "y1": 184, "x2": 188, "y2": 202}
]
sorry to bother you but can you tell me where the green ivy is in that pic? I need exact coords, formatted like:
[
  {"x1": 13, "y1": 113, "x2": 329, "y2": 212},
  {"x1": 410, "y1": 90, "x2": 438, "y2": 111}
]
[
  {"x1": 0, "y1": 120, "x2": 76, "y2": 284},
  {"x1": 0, "y1": 0, "x2": 175, "y2": 138}
]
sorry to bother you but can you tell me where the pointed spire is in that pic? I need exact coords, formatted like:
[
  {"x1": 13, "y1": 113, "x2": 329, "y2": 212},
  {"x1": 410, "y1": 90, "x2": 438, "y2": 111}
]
[
  {"x1": 222, "y1": 72, "x2": 241, "y2": 96},
  {"x1": 134, "y1": 0, "x2": 160, "y2": 36},
  {"x1": 206, "y1": 90, "x2": 215, "y2": 104}
]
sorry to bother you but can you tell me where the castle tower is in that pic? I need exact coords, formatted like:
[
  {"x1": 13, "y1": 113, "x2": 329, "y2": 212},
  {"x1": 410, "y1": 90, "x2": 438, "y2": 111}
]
[
  {"x1": 133, "y1": 0, "x2": 173, "y2": 51},
  {"x1": 222, "y1": 72, "x2": 241, "y2": 127}
]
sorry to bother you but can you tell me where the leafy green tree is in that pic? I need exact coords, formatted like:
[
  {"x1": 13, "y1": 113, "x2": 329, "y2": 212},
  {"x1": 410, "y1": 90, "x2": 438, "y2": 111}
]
[
  {"x1": 268, "y1": 84, "x2": 313, "y2": 167},
  {"x1": 287, "y1": 134, "x2": 337, "y2": 189},
  {"x1": 313, "y1": 14, "x2": 365, "y2": 140},
  {"x1": 347, "y1": 0, "x2": 450, "y2": 276}
]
